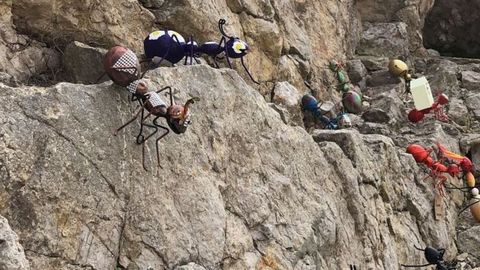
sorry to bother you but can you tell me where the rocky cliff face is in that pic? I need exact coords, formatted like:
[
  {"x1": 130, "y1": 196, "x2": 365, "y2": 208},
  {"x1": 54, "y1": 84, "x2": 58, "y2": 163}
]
[
  {"x1": 1, "y1": 1, "x2": 480, "y2": 270},
  {"x1": 0, "y1": 0, "x2": 60, "y2": 83},
  {"x1": 0, "y1": 65, "x2": 470, "y2": 270},
  {"x1": 1, "y1": 0, "x2": 362, "y2": 94},
  {"x1": 139, "y1": 0, "x2": 360, "y2": 93},
  {"x1": 0, "y1": 216, "x2": 30, "y2": 270},
  {"x1": 357, "y1": 0, "x2": 434, "y2": 55},
  {"x1": 423, "y1": 0, "x2": 480, "y2": 58}
]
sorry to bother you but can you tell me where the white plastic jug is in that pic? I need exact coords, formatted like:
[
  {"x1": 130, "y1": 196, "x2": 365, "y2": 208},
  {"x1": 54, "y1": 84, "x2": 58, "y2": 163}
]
[{"x1": 410, "y1": 76, "x2": 434, "y2": 110}]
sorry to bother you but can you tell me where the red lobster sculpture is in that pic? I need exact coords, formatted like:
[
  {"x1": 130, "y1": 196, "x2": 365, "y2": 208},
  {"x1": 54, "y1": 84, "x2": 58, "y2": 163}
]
[
  {"x1": 408, "y1": 93, "x2": 449, "y2": 123},
  {"x1": 406, "y1": 142, "x2": 474, "y2": 196}
]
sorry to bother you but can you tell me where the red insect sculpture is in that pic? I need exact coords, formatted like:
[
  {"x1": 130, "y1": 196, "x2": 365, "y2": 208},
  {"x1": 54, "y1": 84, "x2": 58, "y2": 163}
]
[
  {"x1": 407, "y1": 142, "x2": 474, "y2": 196},
  {"x1": 408, "y1": 93, "x2": 449, "y2": 123},
  {"x1": 406, "y1": 144, "x2": 461, "y2": 196},
  {"x1": 435, "y1": 143, "x2": 474, "y2": 174}
]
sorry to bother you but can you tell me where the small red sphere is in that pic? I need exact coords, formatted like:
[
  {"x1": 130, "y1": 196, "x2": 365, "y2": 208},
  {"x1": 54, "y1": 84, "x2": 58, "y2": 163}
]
[{"x1": 408, "y1": 109, "x2": 424, "y2": 123}]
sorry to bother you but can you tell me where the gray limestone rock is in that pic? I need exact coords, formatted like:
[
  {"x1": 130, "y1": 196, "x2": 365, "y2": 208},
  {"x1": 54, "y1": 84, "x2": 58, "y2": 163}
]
[
  {"x1": 139, "y1": 0, "x2": 165, "y2": 9},
  {"x1": 424, "y1": 0, "x2": 480, "y2": 58},
  {"x1": 347, "y1": 59, "x2": 368, "y2": 84},
  {"x1": 0, "y1": 71, "x2": 17, "y2": 86},
  {"x1": 356, "y1": 22, "x2": 410, "y2": 58},
  {"x1": 358, "y1": 56, "x2": 391, "y2": 72},
  {"x1": 362, "y1": 108, "x2": 390, "y2": 123},
  {"x1": 0, "y1": 1, "x2": 61, "y2": 83},
  {"x1": 425, "y1": 59, "x2": 459, "y2": 94},
  {"x1": 466, "y1": 93, "x2": 480, "y2": 120},
  {"x1": 367, "y1": 70, "x2": 402, "y2": 87},
  {"x1": 1, "y1": 0, "x2": 480, "y2": 269},
  {"x1": 174, "y1": 263, "x2": 207, "y2": 270},
  {"x1": 458, "y1": 226, "x2": 480, "y2": 259},
  {"x1": 272, "y1": 81, "x2": 303, "y2": 126},
  {"x1": 11, "y1": 0, "x2": 155, "y2": 52},
  {"x1": 357, "y1": 0, "x2": 434, "y2": 53},
  {"x1": 462, "y1": 71, "x2": 480, "y2": 92},
  {"x1": 0, "y1": 65, "x2": 466, "y2": 269},
  {"x1": 63, "y1": 41, "x2": 108, "y2": 84},
  {"x1": 448, "y1": 97, "x2": 469, "y2": 126},
  {"x1": 0, "y1": 215, "x2": 30, "y2": 270},
  {"x1": 272, "y1": 81, "x2": 301, "y2": 107}
]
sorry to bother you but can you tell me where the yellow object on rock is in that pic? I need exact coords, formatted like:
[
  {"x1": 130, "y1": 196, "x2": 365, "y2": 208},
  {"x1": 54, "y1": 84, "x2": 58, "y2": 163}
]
[
  {"x1": 388, "y1": 59, "x2": 409, "y2": 78},
  {"x1": 466, "y1": 171, "x2": 476, "y2": 188}
]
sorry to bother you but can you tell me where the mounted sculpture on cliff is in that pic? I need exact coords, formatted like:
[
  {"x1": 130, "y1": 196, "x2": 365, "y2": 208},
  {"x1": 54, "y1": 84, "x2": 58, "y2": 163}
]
[
  {"x1": 329, "y1": 60, "x2": 363, "y2": 114},
  {"x1": 402, "y1": 245, "x2": 456, "y2": 270},
  {"x1": 301, "y1": 93, "x2": 352, "y2": 129},
  {"x1": 97, "y1": 45, "x2": 144, "y2": 92},
  {"x1": 300, "y1": 71, "x2": 363, "y2": 130},
  {"x1": 142, "y1": 19, "x2": 259, "y2": 84},
  {"x1": 114, "y1": 84, "x2": 200, "y2": 171},
  {"x1": 99, "y1": 45, "x2": 200, "y2": 170},
  {"x1": 388, "y1": 59, "x2": 412, "y2": 95}
]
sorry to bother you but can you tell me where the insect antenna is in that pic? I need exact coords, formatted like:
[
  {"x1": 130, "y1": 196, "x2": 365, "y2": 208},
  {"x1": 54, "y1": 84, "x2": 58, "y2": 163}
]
[{"x1": 218, "y1": 19, "x2": 233, "y2": 38}]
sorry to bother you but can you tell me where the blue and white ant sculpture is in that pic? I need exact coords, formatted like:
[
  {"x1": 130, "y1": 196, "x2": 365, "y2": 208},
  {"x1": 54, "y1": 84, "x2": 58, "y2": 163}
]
[
  {"x1": 301, "y1": 94, "x2": 352, "y2": 130},
  {"x1": 143, "y1": 19, "x2": 259, "y2": 84}
]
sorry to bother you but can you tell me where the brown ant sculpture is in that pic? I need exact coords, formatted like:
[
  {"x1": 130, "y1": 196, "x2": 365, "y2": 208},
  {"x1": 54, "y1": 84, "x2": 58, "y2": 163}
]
[{"x1": 114, "y1": 82, "x2": 199, "y2": 170}]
